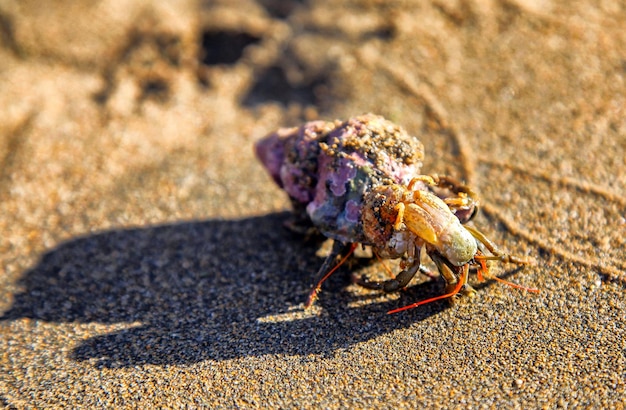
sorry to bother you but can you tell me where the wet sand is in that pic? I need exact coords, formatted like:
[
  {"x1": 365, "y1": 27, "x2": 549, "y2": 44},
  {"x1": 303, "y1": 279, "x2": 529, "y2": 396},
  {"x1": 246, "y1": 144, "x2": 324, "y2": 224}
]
[{"x1": 1, "y1": 1, "x2": 625, "y2": 407}]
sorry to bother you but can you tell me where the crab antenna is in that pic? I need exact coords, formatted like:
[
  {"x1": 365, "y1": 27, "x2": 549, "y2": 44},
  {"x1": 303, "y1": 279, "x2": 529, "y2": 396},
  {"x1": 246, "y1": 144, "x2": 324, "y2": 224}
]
[
  {"x1": 306, "y1": 243, "x2": 358, "y2": 307},
  {"x1": 491, "y1": 276, "x2": 540, "y2": 293},
  {"x1": 373, "y1": 249, "x2": 396, "y2": 279}
]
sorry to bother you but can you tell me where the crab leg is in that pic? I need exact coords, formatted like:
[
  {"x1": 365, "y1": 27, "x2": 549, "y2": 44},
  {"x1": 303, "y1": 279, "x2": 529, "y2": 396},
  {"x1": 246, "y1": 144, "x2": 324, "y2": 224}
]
[
  {"x1": 356, "y1": 261, "x2": 421, "y2": 293},
  {"x1": 464, "y1": 225, "x2": 531, "y2": 265},
  {"x1": 464, "y1": 226, "x2": 539, "y2": 292},
  {"x1": 305, "y1": 241, "x2": 357, "y2": 308},
  {"x1": 387, "y1": 264, "x2": 470, "y2": 314}
]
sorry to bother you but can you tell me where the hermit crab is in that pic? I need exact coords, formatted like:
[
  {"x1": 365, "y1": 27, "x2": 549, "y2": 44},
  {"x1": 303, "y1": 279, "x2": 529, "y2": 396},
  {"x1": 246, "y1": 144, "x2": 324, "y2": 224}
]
[{"x1": 255, "y1": 114, "x2": 537, "y2": 313}]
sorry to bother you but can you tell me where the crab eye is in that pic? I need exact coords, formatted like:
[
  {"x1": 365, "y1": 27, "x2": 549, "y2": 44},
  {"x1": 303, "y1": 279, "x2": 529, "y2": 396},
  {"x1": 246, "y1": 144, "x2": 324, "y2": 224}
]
[{"x1": 468, "y1": 204, "x2": 479, "y2": 222}]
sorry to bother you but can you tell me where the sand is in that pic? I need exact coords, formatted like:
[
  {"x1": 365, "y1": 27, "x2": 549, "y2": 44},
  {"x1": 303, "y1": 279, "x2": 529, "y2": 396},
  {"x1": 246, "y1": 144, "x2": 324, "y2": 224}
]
[{"x1": 1, "y1": 0, "x2": 625, "y2": 408}]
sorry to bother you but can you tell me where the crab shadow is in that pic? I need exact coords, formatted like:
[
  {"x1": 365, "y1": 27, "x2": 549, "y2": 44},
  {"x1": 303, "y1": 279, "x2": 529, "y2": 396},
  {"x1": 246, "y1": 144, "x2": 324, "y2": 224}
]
[{"x1": 1, "y1": 212, "x2": 451, "y2": 367}]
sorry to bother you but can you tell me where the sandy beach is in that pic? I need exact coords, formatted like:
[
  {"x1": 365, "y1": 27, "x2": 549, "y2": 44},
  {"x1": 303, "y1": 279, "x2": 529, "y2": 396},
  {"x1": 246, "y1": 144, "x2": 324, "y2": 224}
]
[{"x1": 1, "y1": 1, "x2": 625, "y2": 407}]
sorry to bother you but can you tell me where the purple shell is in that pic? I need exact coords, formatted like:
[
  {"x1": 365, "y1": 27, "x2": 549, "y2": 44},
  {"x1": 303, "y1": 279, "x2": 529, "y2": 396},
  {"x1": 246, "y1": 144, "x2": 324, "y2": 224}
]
[{"x1": 255, "y1": 114, "x2": 424, "y2": 243}]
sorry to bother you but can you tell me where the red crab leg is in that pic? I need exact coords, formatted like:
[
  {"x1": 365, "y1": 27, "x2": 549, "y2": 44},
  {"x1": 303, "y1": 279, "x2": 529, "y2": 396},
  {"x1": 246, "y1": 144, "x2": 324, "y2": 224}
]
[
  {"x1": 305, "y1": 242, "x2": 358, "y2": 308},
  {"x1": 387, "y1": 265, "x2": 468, "y2": 314},
  {"x1": 474, "y1": 254, "x2": 539, "y2": 293}
]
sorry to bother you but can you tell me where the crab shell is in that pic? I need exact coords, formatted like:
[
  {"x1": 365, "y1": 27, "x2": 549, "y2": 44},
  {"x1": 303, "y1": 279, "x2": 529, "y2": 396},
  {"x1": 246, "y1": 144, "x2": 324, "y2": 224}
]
[{"x1": 255, "y1": 114, "x2": 425, "y2": 247}]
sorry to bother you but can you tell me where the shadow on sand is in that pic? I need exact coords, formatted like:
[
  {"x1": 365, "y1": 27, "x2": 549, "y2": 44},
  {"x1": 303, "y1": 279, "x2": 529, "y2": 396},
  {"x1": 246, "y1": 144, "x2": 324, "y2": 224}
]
[{"x1": 2, "y1": 212, "x2": 451, "y2": 367}]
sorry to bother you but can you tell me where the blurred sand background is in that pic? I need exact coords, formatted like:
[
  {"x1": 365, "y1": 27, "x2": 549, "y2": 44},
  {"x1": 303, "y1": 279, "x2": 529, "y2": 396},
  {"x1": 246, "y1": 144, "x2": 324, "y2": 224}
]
[{"x1": 1, "y1": 0, "x2": 625, "y2": 407}]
